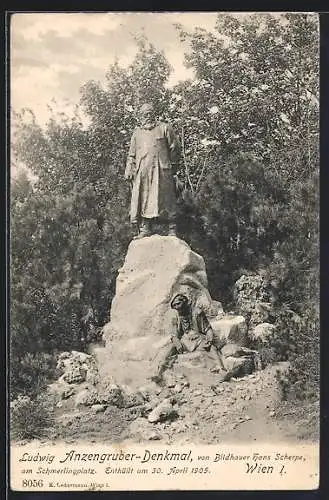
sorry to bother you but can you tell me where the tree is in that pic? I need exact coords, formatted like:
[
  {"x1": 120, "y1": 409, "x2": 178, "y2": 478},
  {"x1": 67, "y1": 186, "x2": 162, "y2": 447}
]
[
  {"x1": 168, "y1": 13, "x2": 318, "y2": 305},
  {"x1": 11, "y1": 40, "x2": 175, "y2": 364}
]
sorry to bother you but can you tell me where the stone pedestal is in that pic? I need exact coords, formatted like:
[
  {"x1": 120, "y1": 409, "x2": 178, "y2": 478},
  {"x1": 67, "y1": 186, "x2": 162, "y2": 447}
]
[
  {"x1": 105, "y1": 235, "x2": 218, "y2": 339},
  {"x1": 96, "y1": 235, "x2": 254, "y2": 390},
  {"x1": 100, "y1": 235, "x2": 223, "y2": 388}
]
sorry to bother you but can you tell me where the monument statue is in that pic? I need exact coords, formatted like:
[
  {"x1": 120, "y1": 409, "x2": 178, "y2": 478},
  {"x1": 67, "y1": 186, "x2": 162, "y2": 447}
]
[
  {"x1": 98, "y1": 103, "x2": 261, "y2": 391},
  {"x1": 151, "y1": 293, "x2": 227, "y2": 383},
  {"x1": 124, "y1": 102, "x2": 181, "y2": 239}
]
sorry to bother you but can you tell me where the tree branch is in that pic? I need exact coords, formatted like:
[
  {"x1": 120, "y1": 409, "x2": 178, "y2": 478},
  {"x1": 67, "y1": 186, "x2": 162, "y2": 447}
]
[
  {"x1": 195, "y1": 148, "x2": 211, "y2": 192},
  {"x1": 181, "y1": 125, "x2": 195, "y2": 194}
]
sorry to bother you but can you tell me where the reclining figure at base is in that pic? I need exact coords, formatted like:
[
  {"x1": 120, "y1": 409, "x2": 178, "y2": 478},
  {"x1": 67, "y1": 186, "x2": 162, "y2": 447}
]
[{"x1": 151, "y1": 293, "x2": 227, "y2": 383}]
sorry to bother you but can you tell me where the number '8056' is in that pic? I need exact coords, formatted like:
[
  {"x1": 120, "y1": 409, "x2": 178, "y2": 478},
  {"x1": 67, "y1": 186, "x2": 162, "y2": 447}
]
[{"x1": 22, "y1": 479, "x2": 44, "y2": 487}]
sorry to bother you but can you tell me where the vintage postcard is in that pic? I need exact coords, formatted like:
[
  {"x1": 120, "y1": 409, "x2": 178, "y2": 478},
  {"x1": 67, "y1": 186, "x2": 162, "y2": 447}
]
[{"x1": 9, "y1": 11, "x2": 320, "y2": 491}]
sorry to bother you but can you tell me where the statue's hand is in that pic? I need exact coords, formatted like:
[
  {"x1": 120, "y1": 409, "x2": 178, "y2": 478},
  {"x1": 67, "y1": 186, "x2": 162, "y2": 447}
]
[
  {"x1": 124, "y1": 171, "x2": 134, "y2": 181},
  {"x1": 205, "y1": 330, "x2": 214, "y2": 344}
]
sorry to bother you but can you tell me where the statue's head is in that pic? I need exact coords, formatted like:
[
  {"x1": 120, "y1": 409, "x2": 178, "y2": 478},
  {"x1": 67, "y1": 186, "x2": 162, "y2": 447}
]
[
  {"x1": 139, "y1": 102, "x2": 156, "y2": 126},
  {"x1": 170, "y1": 293, "x2": 189, "y2": 312}
]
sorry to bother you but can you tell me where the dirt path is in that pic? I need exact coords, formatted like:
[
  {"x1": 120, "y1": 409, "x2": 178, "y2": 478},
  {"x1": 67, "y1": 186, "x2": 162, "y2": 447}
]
[
  {"x1": 47, "y1": 362, "x2": 318, "y2": 445},
  {"x1": 12, "y1": 362, "x2": 318, "y2": 448},
  {"x1": 159, "y1": 363, "x2": 294, "y2": 444}
]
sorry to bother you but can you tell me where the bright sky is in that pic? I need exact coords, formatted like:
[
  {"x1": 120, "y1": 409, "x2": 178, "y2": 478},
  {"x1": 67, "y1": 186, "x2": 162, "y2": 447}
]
[
  {"x1": 11, "y1": 12, "x2": 222, "y2": 126},
  {"x1": 11, "y1": 11, "x2": 297, "y2": 127}
]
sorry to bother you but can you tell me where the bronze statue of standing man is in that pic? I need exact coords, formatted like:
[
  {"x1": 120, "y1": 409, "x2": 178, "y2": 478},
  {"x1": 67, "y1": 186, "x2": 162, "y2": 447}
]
[{"x1": 124, "y1": 103, "x2": 181, "y2": 239}]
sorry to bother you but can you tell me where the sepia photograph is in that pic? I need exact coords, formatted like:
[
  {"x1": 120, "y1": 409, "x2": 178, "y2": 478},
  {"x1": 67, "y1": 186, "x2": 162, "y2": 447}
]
[{"x1": 9, "y1": 11, "x2": 319, "y2": 491}]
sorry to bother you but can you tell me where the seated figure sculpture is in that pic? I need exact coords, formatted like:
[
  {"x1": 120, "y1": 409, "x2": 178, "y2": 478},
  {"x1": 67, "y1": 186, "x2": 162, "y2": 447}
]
[{"x1": 151, "y1": 293, "x2": 227, "y2": 383}]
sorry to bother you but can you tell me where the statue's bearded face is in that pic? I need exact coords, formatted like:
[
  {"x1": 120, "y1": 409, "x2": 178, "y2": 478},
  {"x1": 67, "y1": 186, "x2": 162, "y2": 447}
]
[{"x1": 139, "y1": 105, "x2": 155, "y2": 125}]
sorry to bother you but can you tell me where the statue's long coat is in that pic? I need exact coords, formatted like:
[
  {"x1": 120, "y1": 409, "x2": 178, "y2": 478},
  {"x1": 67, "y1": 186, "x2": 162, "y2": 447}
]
[{"x1": 125, "y1": 122, "x2": 180, "y2": 223}]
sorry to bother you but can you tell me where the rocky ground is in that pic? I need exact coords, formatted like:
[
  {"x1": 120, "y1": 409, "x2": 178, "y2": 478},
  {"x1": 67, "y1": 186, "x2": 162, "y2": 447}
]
[{"x1": 33, "y1": 361, "x2": 318, "y2": 446}]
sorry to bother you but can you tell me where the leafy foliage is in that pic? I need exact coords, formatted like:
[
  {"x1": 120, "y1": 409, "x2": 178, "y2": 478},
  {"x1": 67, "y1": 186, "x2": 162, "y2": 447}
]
[
  {"x1": 275, "y1": 309, "x2": 320, "y2": 401},
  {"x1": 10, "y1": 352, "x2": 60, "y2": 400},
  {"x1": 10, "y1": 394, "x2": 56, "y2": 440}
]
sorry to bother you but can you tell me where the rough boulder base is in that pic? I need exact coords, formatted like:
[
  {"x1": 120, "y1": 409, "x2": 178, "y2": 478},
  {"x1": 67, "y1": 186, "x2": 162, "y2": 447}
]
[
  {"x1": 56, "y1": 351, "x2": 99, "y2": 386},
  {"x1": 106, "y1": 235, "x2": 213, "y2": 338},
  {"x1": 210, "y1": 315, "x2": 248, "y2": 347},
  {"x1": 101, "y1": 235, "x2": 215, "y2": 388},
  {"x1": 165, "y1": 351, "x2": 228, "y2": 388}
]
